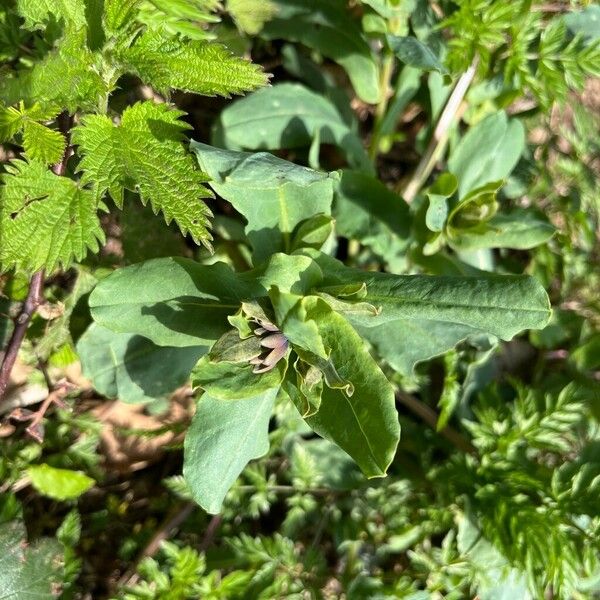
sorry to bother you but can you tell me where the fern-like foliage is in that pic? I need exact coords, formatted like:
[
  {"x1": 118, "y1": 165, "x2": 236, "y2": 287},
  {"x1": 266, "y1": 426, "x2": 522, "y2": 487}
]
[
  {"x1": 73, "y1": 101, "x2": 213, "y2": 246},
  {"x1": 0, "y1": 160, "x2": 105, "y2": 273},
  {"x1": 121, "y1": 28, "x2": 268, "y2": 96}
]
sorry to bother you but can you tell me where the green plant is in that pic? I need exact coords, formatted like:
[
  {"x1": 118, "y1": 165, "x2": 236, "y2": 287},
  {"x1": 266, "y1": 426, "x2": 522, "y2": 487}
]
[{"x1": 1, "y1": 1, "x2": 599, "y2": 598}]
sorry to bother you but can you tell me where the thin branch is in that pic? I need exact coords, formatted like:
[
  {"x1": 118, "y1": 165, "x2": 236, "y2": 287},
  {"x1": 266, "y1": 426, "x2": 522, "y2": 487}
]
[
  {"x1": 396, "y1": 391, "x2": 476, "y2": 455},
  {"x1": 400, "y1": 57, "x2": 478, "y2": 202},
  {"x1": 0, "y1": 272, "x2": 44, "y2": 402}
]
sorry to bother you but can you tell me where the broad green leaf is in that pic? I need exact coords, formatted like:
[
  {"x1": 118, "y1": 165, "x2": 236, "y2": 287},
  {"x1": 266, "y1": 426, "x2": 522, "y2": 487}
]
[
  {"x1": 27, "y1": 464, "x2": 95, "y2": 500},
  {"x1": 301, "y1": 297, "x2": 399, "y2": 477},
  {"x1": 212, "y1": 83, "x2": 372, "y2": 173},
  {"x1": 259, "y1": 253, "x2": 323, "y2": 295},
  {"x1": 192, "y1": 354, "x2": 287, "y2": 400},
  {"x1": 0, "y1": 521, "x2": 63, "y2": 600},
  {"x1": 89, "y1": 257, "x2": 263, "y2": 347},
  {"x1": 359, "y1": 319, "x2": 482, "y2": 376},
  {"x1": 448, "y1": 209, "x2": 555, "y2": 251},
  {"x1": 183, "y1": 388, "x2": 277, "y2": 513},
  {"x1": 333, "y1": 170, "x2": 411, "y2": 267},
  {"x1": 121, "y1": 29, "x2": 267, "y2": 96},
  {"x1": 262, "y1": 0, "x2": 380, "y2": 103},
  {"x1": 290, "y1": 214, "x2": 334, "y2": 252},
  {"x1": 22, "y1": 120, "x2": 66, "y2": 165},
  {"x1": 77, "y1": 323, "x2": 205, "y2": 403},
  {"x1": 227, "y1": 0, "x2": 276, "y2": 34},
  {"x1": 387, "y1": 35, "x2": 447, "y2": 73},
  {"x1": 448, "y1": 111, "x2": 525, "y2": 196},
  {"x1": 193, "y1": 143, "x2": 337, "y2": 263},
  {"x1": 0, "y1": 159, "x2": 104, "y2": 274},
  {"x1": 73, "y1": 102, "x2": 213, "y2": 247},
  {"x1": 304, "y1": 250, "x2": 551, "y2": 339}
]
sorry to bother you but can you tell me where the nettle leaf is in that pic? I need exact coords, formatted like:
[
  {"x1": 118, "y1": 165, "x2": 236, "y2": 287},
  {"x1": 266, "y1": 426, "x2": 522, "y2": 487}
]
[
  {"x1": 193, "y1": 143, "x2": 337, "y2": 263},
  {"x1": 448, "y1": 111, "x2": 525, "y2": 196},
  {"x1": 299, "y1": 297, "x2": 399, "y2": 478},
  {"x1": 0, "y1": 159, "x2": 104, "y2": 274},
  {"x1": 0, "y1": 29, "x2": 108, "y2": 114},
  {"x1": 120, "y1": 29, "x2": 267, "y2": 96},
  {"x1": 27, "y1": 464, "x2": 95, "y2": 501},
  {"x1": 0, "y1": 521, "x2": 64, "y2": 600},
  {"x1": 0, "y1": 106, "x2": 23, "y2": 140},
  {"x1": 22, "y1": 120, "x2": 66, "y2": 164},
  {"x1": 77, "y1": 323, "x2": 205, "y2": 403},
  {"x1": 89, "y1": 257, "x2": 263, "y2": 347},
  {"x1": 212, "y1": 83, "x2": 373, "y2": 173},
  {"x1": 387, "y1": 35, "x2": 447, "y2": 73},
  {"x1": 262, "y1": 0, "x2": 380, "y2": 104},
  {"x1": 73, "y1": 101, "x2": 213, "y2": 246},
  {"x1": 16, "y1": 0, "x2": 86, "y2": 30},
  {"x1": 183, "y1": 388, "x2": 277, "y2": 514}
]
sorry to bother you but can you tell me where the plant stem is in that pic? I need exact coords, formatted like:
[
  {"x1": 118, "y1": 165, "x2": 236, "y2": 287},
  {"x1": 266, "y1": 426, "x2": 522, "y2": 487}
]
[
  {"x1": 0, "y1": 272, "x2": 44, "y2": 402},
  {"x1": 0, "y1": 112, "x2": 73, "y2": 404},
  {"x1": 369, "y1": 52, "x2": 395, "y2": 160},
  {"x1": 400, "y1": 57, "x2": 478, "y2": 202}
]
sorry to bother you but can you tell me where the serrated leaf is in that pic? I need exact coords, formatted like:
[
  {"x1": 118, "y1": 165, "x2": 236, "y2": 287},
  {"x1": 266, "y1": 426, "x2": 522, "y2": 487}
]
[
  {"x1": 89, "y1": 257, "x2": 263, "y2": 347},
  {"x1": 16, "y1": 0, "x2": 86, "y2": 30},
  {"x1": 0, "y1": 160, "x2": 104, "y2": 274},
  {"x1": 212, "y1": 83, "x2": 372, "y2": 173},
  {"x1": 0, "y1": 521, "x2": 64, "y2": 600},
  {"x1": 76, "y1": 323, "x2": 205, "y2": 403},
  {"x1": 183, "y1": 388, "x2": 277, "y2": 513},
  {"x1": 262, "y1": 0, "x2": 380, "y2": 103},
  {"x1": 27, "y1": 464, "x2": 95, "y2": 500},
  {"x1": 0, "y1": 106, "x2": 23, "y2": 141},
  {"x1": 121, "y1": 29, "x2": 267, "y2": 96},
  {"x1": 193, "y1": 143, "x2": 337, "y2": 263},
  {"x1": 73, "y1": 102, "x2": 213, "y2": 246},
  {"x1": 22, "y1": 121, "x2": 66, "y2": 164},
  {"x1": 0, "y1": 30, "x2": 108, "y2": 114}
]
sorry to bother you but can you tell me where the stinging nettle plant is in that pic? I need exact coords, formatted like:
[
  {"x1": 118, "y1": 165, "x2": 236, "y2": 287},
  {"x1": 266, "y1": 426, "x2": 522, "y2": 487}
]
[{"x1": 0, "y1": 0, "x2": 558, "y2": 517}]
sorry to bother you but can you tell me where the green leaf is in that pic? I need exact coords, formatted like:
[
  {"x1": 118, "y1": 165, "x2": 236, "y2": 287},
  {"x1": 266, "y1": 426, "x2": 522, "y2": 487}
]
[
  {"x1": 301, "y1": 297, "x2": 399, "y2": 478},
  {"x1": 387, "y1": 35, "x2": 447, "y2": 73},
  {"x1": 0, "y1": 160, "x2": 104, "y2": 274},
  {"x1": 16, "y1": 0, "x2": 87, "y2": 30},
  {"x1": 183, "y1": 388, "x2": 277, "y2": 513},
  {"x1": 121, "y1": 29, "x2": 267, "y2": 96},
  {"x1": 305, "y1": 249, "x2": 551, "y2": 339},
  {"x1": 192, "y1": 143, "x2": 337, "y2": 263},
  {"x1": 73, "y1": 102, "x2": 213, "y2": 247},
  {"x1": 0, "y1": 30, "x2": 108, "y2": 114},
  {"x1": 448, "y1": 209, "x2": 555, "y2": 251},
  {"x1": 227, "y1": 0, "x2": 276, "y2": 34},
  {"x1": 564, "y1": 5, "x2": 600, "y2": 44},
  {"x1": 0, "y1": 521, "x2": 63, "y2": 600},
  {"x1": 0, "y1": 106, "x2": 23, "y2": 141},
  {"x1": 212, "y1": 83, "x2": 372, "y2": 173},
  {"x1": 262, "y1": 0, "x2": 380, "y2": 103},
  {"x1": 77, "y1": 323, "x2": 205, "y2": 403},
  {"x1": 22, "y1": 120, "x2": 66, "y2": 165},
  {"x1": 333, "y1": 169, "x2": 411, "y2": 266},
  {"x1": 89, "y1": 257, "x2": 262, "y2": 347},
  {"x1": 27, "y1": 464, "x2": 95, "y2": 500},
  {"x1": 448, "y1": 111, "x2": 525, "y2": 196},
  {"x1": 425, "y1": 172, "x2": 457, "y2": 232}
]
